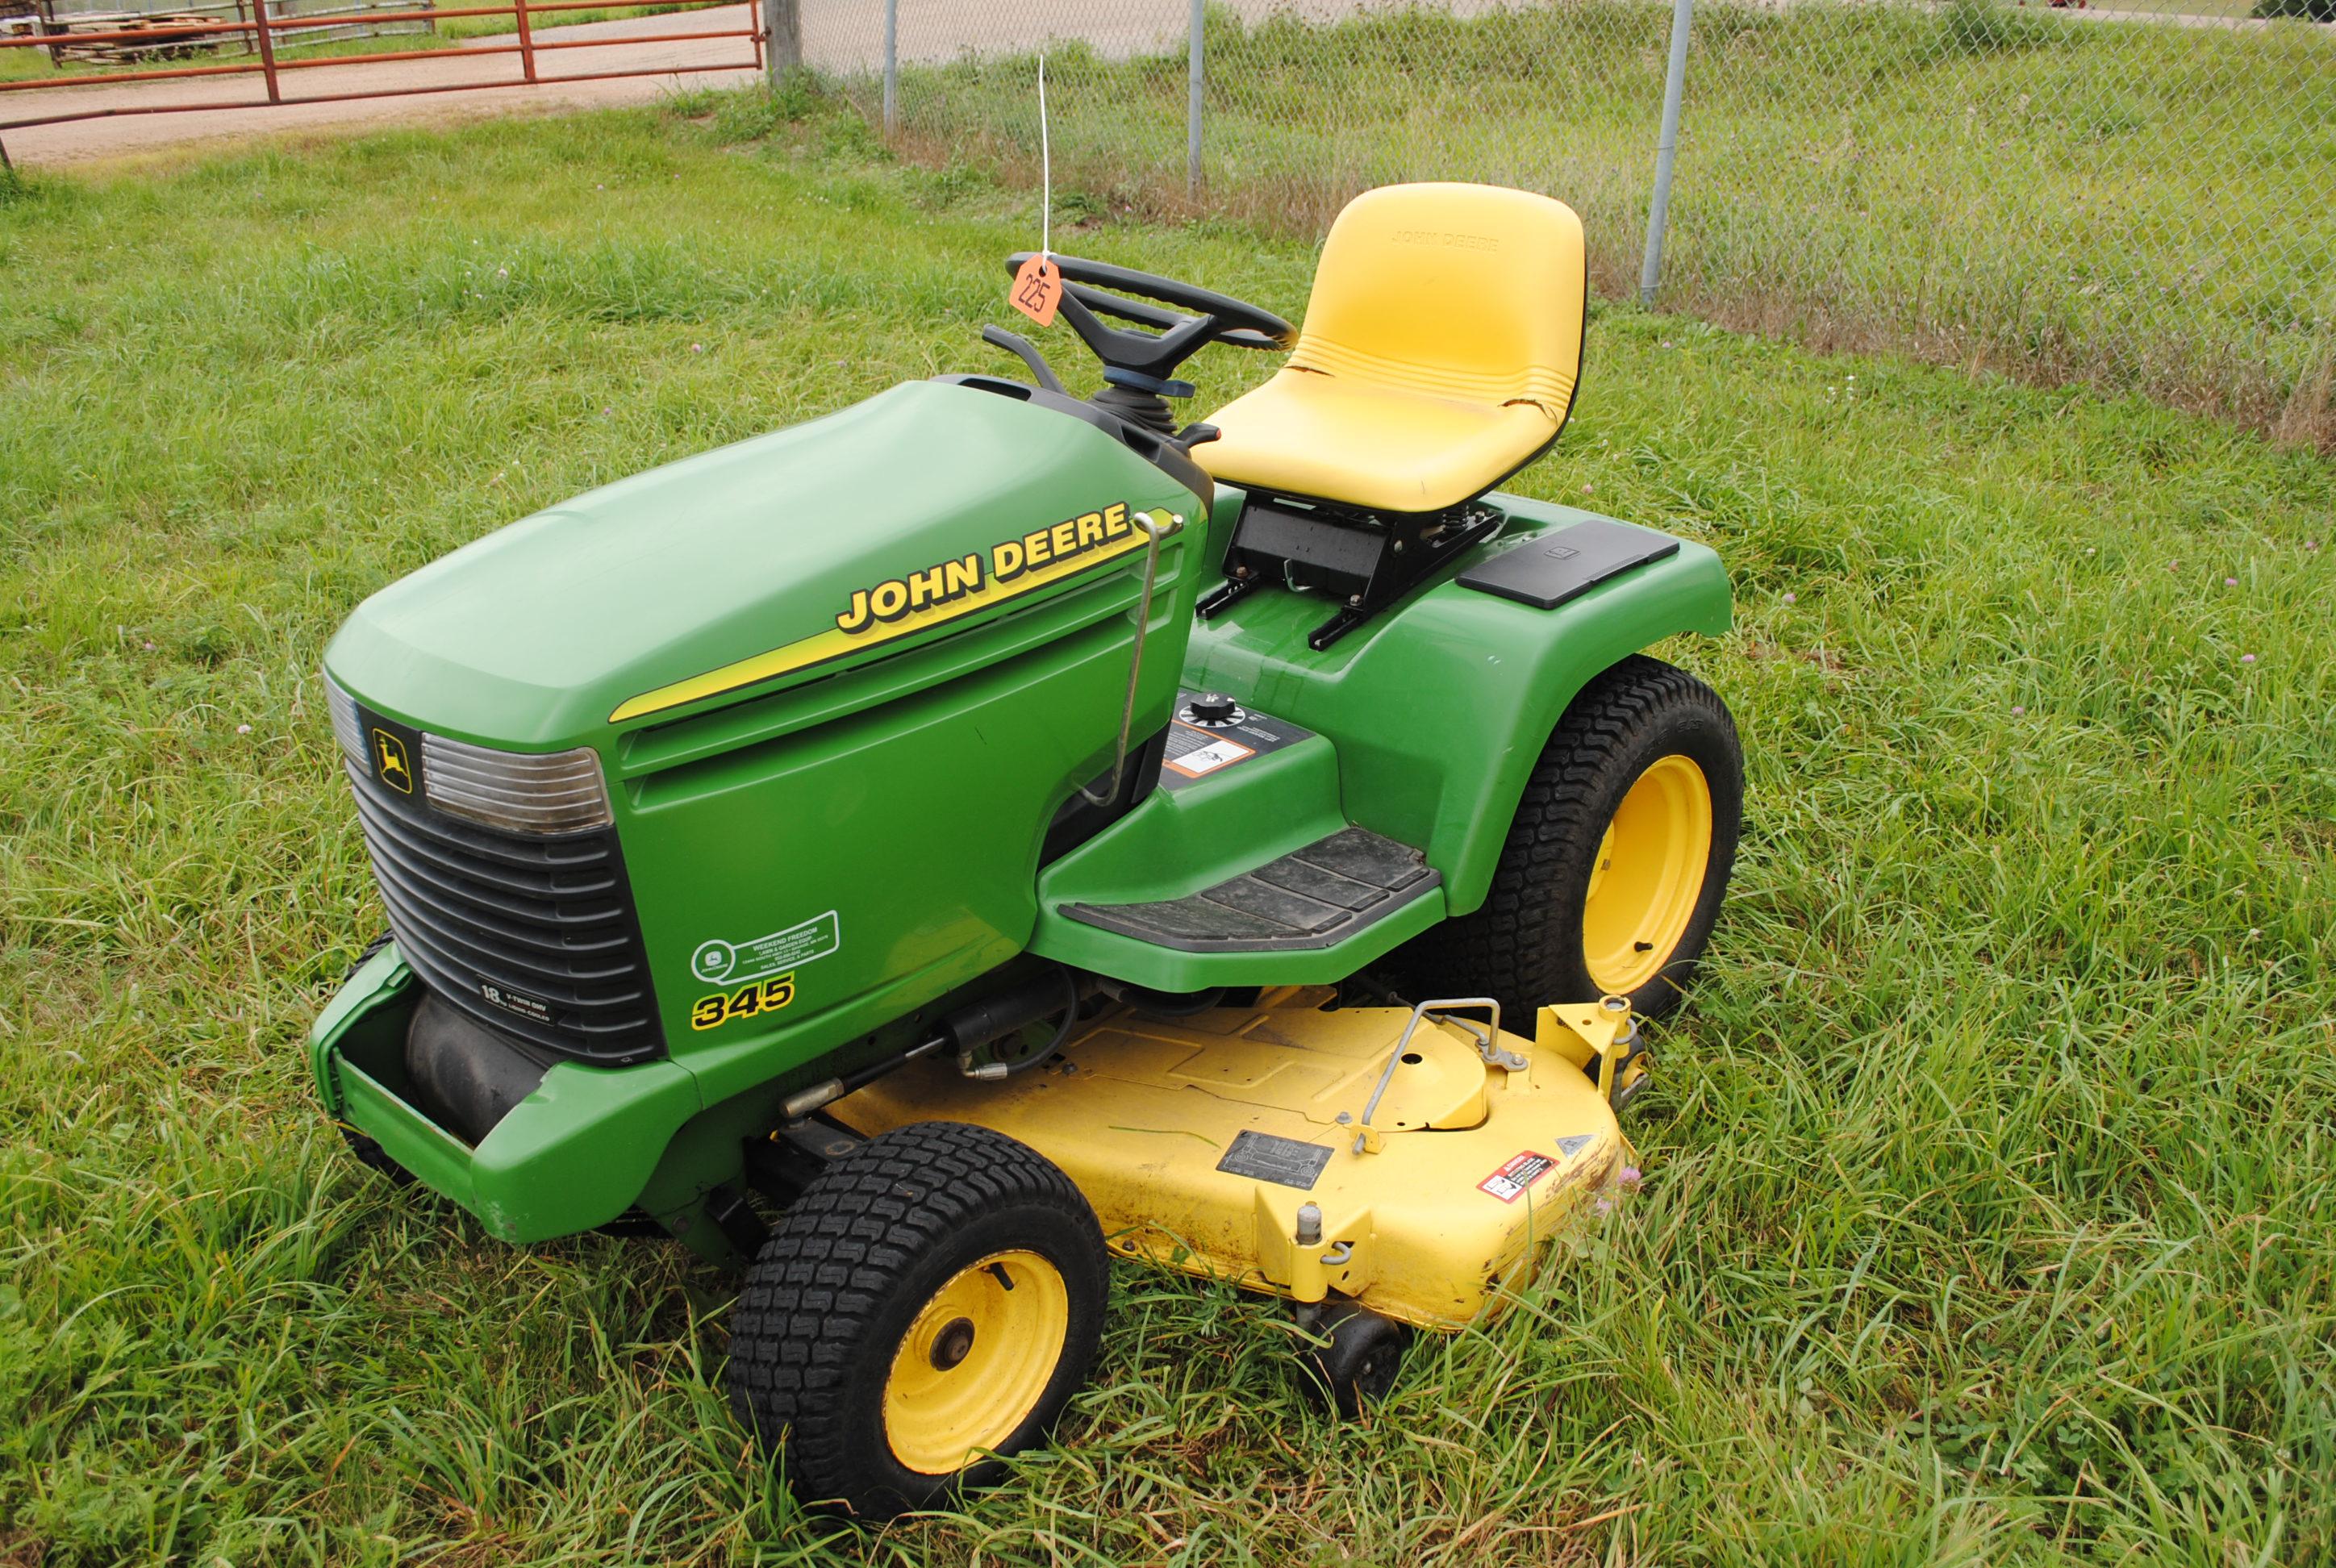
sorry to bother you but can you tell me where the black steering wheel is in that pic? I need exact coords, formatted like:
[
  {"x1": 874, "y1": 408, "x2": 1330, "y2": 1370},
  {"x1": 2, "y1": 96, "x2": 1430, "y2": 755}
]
[{"x1": 1003, "y1": 252, "x2": 1295, "y2": 394}]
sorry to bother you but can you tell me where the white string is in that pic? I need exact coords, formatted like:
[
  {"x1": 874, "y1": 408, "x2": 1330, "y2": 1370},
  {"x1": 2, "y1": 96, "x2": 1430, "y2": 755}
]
[{"x1": 1037, "y1": 53, "x2": 1051, "y2": 264}]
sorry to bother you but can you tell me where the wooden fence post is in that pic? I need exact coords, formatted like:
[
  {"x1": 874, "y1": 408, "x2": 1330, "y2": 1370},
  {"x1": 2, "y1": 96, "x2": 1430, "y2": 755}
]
[{"x1": 762, "y1": 0, "x2": 799, "y2": 83}]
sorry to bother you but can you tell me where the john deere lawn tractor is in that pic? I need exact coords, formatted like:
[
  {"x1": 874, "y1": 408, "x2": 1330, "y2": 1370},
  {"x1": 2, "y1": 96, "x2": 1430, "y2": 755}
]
[{"x1": 310, "y1": 182, "x2": 1742, "y2": 1515}]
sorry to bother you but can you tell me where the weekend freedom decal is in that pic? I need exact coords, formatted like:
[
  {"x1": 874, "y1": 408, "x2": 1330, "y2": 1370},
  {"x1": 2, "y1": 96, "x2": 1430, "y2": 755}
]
[{"x1": 690, "y1": 909, "x2": 841, "y2": 987}]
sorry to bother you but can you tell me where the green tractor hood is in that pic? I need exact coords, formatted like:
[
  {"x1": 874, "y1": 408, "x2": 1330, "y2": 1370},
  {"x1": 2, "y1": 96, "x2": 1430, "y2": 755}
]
[{"x1": 325, "y1": 380, "x2": 1201, "y2": 747}]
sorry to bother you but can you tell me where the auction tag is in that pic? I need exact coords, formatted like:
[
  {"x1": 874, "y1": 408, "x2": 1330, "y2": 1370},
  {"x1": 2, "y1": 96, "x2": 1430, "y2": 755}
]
[{"x1": 1010, "y1": 254, "x2": 1063, "y2": 327}]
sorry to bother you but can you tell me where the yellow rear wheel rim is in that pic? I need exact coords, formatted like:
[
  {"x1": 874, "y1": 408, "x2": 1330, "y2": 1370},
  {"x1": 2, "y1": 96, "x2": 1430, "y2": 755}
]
[
  {"x1": 882, "y1": 1249, "x2": 1070, "y2": 1475},
  {"x1": 1582, "y1": 753, "x2": 1715, "y2": 995}
]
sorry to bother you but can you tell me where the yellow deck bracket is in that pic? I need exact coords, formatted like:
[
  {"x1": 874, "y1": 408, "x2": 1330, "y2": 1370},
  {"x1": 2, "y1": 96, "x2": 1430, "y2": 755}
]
[
  {"x1": 1257, "y1": 1190, "x2": 1374, "y2": 1303},
  {"x1": 1537, "y1": 995, "x2": 1638, "y2": 1101}
]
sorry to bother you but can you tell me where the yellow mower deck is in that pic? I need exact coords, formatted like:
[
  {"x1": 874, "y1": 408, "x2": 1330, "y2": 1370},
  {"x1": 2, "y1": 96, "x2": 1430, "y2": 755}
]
[{"x1": 833, "y1": 988, "x2": 1641, "y2": 1330}]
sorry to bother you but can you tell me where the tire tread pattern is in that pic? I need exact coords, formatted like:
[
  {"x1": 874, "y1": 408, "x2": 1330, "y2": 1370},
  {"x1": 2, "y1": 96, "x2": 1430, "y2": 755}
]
[
  {"x1": 725, "y1": 1120, "x2": 1105, "y2": 1513},
  {"x1": 1393, "y1": 653, "x2": 1742, "y2": 1021}
]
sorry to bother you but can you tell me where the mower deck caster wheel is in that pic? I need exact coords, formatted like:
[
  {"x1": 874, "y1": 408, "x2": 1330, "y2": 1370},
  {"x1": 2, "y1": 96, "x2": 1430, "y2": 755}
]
[
  {"x1": 1299, "y1": 1302, "x2": 1412, "y2": 1419},
  {"x1": 726, "y1": 1120, "x2": 1108, "y2": 1517}
]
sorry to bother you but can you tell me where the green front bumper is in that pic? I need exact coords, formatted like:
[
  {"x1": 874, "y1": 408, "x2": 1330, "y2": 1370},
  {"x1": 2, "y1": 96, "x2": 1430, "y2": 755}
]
[{"x1": 311, "y1": 945, "x2": 702, "y2": 1242}]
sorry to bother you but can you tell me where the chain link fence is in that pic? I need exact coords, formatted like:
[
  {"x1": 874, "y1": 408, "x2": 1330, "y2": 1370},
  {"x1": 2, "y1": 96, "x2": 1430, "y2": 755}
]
[{"x1": 796, "y1": 0, "x2": 2334, "y2": 445}]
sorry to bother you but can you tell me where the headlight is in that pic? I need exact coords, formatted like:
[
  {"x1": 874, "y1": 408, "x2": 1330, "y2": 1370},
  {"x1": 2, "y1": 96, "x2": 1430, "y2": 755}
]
[
  {"x1": 324, "y1": 672, "x2": 367, "y2": 771},
  {"x1": 419, "y1": 733, "x2": 613, "y2": 835},
  {"x1": 325, "y1": 670, "x2": 613, "y2": 835}
]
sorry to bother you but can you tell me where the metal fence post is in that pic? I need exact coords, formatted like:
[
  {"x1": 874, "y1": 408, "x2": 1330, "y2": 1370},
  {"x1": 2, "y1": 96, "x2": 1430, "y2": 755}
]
[
  {"x1": 1638, "y1": 0, "x2": 1692, "y2": 307},
  {"x1": 762, "y1": 0, "x2": 799, "y2": 83},
  {"x1": 251, "y1": 0, "x2": 281, "y2": 103},
  {"x1": 1187, "y1": 0, "x2": 1204, "y2": 197},
  {"x1": 513, "y1": 0, "x2": 536, "y2": 85},
  {"x1": 882, "y1": 0, "x2": 899, "y2": 136}
]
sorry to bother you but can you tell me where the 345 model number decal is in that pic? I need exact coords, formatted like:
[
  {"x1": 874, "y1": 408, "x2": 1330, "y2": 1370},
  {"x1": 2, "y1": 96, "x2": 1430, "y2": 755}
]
[{"x1": 690, "y1": 974, "x2": 797, "y2": 1032}]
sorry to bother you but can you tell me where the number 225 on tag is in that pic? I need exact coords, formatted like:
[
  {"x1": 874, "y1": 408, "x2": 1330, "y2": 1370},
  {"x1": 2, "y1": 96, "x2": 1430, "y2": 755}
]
[{"x1": 1010, "y1": 254, "x2": 1063, "y2": 327}]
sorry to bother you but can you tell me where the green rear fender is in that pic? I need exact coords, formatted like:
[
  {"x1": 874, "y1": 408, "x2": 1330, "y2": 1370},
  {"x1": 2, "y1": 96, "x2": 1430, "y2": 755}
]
[{"x1": 1185, "y1": 496, "x2": 1733, "y2": 919}]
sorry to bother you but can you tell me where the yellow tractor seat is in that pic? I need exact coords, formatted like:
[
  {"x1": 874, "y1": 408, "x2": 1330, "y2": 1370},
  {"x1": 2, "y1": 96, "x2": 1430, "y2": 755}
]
[{"x1": 1199, "y1": 182, "x2": 1587, "y2": 515}]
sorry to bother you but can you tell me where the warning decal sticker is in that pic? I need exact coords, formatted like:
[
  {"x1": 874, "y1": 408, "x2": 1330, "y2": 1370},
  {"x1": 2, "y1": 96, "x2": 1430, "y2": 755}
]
[
  {"x1": 1158, "y1": 690, "x2": 1316, "y2": 790},
  {"x1": 1165, "y1": 734, "x2": 1256, "y2": 779},
  {"x1": 1478, "y1": 1151, "x2": 1557, "y2": 1203}
]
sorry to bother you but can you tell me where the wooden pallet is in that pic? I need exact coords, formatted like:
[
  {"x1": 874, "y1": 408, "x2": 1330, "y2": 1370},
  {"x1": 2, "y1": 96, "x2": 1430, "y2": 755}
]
[{"x1": 45, "y1": 6, "x2": 239, "y2": 60}]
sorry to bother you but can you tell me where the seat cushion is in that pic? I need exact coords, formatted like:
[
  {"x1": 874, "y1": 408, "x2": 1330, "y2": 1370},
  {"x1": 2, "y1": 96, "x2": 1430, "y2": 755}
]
[
  {"x1": 1201, "y1": 369, "x2": 1559, "y2": 515},
  {"x1": 1199, "y1": 182, "x2": 1585, "y2": 514}
]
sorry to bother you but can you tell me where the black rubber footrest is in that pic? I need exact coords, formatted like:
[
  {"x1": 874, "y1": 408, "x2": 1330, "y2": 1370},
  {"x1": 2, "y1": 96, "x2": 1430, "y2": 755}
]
[
  {"x1": 1456, "y1": 517, "x2": 1680, "y2": 611},
  {"x1": 1062, "y1": 827, "x2": 1439, "y2": 952}
]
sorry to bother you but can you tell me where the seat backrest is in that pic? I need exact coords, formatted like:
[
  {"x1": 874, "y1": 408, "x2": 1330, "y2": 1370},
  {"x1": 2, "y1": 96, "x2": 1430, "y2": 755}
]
[{"x1": 1288, "y1": 182, "x2": 1587, "y2": 427}]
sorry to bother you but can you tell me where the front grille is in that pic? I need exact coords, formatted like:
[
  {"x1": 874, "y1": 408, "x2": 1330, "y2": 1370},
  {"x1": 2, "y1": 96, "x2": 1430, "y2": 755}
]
[{"x1": 346, "y1": 761, "x2": 665, "y2": 1064}]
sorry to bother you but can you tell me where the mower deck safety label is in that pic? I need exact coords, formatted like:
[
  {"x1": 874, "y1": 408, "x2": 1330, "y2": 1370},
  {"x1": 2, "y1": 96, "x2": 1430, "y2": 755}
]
[
  {"x1": 691, "y1": 910, "x2": 841, "y2": 986},
  {"x1": 1216, "y1": 1130, "x2": 1334, "y2": 1191},
  {"x1": 1478, "y1": 1151, "x2": 1556, "y2": 1203}
]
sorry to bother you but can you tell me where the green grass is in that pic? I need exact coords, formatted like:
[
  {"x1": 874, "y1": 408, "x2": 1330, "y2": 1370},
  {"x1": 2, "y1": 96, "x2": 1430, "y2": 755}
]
[
  {"x1": 270, "y1": 3, "x2": 695, "y2": 56},
  {"x1": 3, "y1": 89, "x2": 2334, "y2": 1565},
  {"x1": 2087, "y1": 0, "x2": 2265, "y2": 17},
  {"x1": 853, "y1": 2, "x2": 2336, "y2": 447},
  {"x1": 434, "y1": 3, "x2": 686, "y2": 41},
  {"x1": 0, "y1": 47, "x2": 53, "y2": 82}
]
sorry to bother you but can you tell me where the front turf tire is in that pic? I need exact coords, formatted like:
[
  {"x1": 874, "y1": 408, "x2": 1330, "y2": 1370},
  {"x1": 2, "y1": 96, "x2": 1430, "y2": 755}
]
[
  {"x1": 1394, "y1": 653, "x2": 1742, "y2": 1023},
  {"x1": 725, "y1": 1121, "x2": 1108, "y2": 1517}
]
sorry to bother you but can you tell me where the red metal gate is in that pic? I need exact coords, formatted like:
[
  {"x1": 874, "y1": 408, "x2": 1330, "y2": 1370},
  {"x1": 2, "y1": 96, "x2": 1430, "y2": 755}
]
[{"x1": 2, "y1": 0, "x2": 763, "y2": 135}]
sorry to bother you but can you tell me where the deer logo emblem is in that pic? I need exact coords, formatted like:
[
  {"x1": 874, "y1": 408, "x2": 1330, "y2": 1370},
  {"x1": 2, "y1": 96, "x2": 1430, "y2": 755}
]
[{"x1": 372, "y1": 728, "x2": 414, "y2": 794}]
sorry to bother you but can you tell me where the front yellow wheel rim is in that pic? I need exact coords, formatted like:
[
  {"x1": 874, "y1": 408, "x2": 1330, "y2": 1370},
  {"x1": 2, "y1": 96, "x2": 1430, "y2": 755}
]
[
  {"x1": 1582, "y1": 753, "x2": 1715, "y2": 995},
  {"x1": 882, "y1": 1249, "x2": 1070, "y2": 1475}
]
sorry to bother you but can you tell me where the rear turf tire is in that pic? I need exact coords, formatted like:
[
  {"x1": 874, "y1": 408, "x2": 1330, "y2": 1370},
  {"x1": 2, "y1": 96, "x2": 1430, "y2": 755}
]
[
  {"x1": 725, "y1": 1121, "x2": 1108, "y2": 1517},
  {"x1": 1393, "y1": 654, "x2": 1742, "y2": 1023}
]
